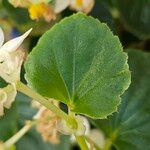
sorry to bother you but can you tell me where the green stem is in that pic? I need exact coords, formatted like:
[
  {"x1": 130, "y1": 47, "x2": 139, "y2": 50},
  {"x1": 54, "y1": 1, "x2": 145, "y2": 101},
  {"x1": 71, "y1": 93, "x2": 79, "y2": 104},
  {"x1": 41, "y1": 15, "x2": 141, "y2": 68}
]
[
  {"x1": 102, "y1": 139, "x2": 112, "y2": 150},
  {"x1": 4, "y1": 121, "x2": 36, "y2": 149},
  {"x1": 75, "y1": 136, "x2": 89, "y2": 150},
  {"x1": 102, "y1": 129, "x2": 118, "y2": 150},
  {"x1": 16, "y1": 81, "x2": 77, "y2": 129}
]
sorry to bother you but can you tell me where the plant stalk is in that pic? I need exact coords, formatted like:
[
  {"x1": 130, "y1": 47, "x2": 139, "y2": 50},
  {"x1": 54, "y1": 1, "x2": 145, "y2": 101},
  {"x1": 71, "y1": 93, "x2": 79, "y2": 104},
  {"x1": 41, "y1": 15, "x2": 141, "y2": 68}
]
[
  {"x1": 4, "y1": 121, "x2": 35, "y2": 149},
  {"x1": 16, "y1": 81, "x2": 77, "y2": 129},
  {"x1": 102, "y1": 139, "x2": 112, "y2": 150},
  {"x1": 75, "y1": 136, "x2": 89, "y2": 150}
]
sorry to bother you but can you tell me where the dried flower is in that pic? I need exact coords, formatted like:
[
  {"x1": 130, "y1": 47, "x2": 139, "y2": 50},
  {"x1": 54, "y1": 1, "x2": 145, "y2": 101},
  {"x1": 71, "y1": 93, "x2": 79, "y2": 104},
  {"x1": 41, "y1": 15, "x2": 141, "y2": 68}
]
[{"x1": 34, "y1": 101, "x2": 60, "y2": 144}]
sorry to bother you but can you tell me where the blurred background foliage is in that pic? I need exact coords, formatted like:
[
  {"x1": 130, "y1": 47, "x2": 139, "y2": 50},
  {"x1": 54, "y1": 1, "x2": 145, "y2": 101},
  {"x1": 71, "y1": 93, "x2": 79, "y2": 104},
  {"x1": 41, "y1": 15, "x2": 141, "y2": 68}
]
[
  {"x1": 1, "y1": 0, "x2": 150, "y2": 49},
  {"x1": 0, "y1": 0, "x2": 150, "y2": 150}
]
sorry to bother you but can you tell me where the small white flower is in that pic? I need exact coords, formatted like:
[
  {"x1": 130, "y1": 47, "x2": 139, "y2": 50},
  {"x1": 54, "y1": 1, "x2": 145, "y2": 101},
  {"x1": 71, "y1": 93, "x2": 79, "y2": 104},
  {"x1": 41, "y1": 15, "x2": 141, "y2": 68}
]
[
  {"x1": 54, "y1": 0, "x2": 70, "y2": 13},
  {"x1": 70, "y1": 0, "x2": 94, "y2": 14},
  {"x1": 0, "y1": 84, "x2": 17, "y2": 116},
  {"x1": 54, "y1": 0, "x2": 94, "y2": 14},
  {"x1": 0, "y1": 28, "x2": 32, "y2": 83},
  {"x1": 0, "y1": 27, "x2": 32, "y2": 116},
  {"x1": 8, "y1": 0, "x2": 31, "y2": 8}
]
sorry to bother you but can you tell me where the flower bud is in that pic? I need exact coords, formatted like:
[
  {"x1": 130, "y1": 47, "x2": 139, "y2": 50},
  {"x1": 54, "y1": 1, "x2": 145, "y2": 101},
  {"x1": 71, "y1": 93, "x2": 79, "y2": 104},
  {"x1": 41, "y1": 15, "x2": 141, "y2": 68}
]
[{"x1": 57, "y1": 115, "x2": 86, "y2": 136}]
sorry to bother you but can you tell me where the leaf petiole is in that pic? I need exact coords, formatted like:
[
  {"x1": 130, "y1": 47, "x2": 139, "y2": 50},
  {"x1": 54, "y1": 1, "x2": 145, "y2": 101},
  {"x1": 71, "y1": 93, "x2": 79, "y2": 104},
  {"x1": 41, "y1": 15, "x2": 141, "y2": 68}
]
[
  {"x1": 16, "y1": 81, "x2": 89, "y2": 150},
  {"x1": 75, "y1": 136, "x2": 89, "y2": 150},
  {"x1": 16, "y1": 81, "x2": 77, "y2": 130}
]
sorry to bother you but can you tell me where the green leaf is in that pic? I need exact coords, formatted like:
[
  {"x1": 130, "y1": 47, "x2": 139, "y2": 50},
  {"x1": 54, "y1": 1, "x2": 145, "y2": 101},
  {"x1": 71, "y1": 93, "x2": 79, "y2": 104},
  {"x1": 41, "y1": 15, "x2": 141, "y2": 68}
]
[
  {"x1": 116, "y1": 0, "x2": 150, "y2": 39},
  {"x1": 0, "y1": 78, "x2": 17, "y2": 141},
  {"x1": 0, "y1": 103, "x2": 18, "y2": 141},
  {"x1": 16, "y1": 93, "x2": 37, "y2": 124},
  {"x1": 25, "y1": 13, "x2": 131, "y2": 119},
  {"x1": 0, "y1": 77, "x2": 7, "y2": 88},
  {"x1": 17, "y1": 130, "x2": 70, "y2": 150},
  {"x1": 0, "y1": 92, "x2": 33, "y2": 141},
  {"x1": 2, "y1": 0, "x2": 30, "y2": 25},
  {"x1": 91, "y1": 49, "x2": 150, "y2": 150}
]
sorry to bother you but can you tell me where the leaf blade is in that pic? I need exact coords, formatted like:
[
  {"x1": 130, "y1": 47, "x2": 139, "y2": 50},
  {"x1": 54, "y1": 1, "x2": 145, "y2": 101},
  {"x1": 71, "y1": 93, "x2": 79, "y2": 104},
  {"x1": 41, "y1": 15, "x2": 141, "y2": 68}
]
[{"x1": 25, "y1": 13, "x2": 131, "y2": 118}]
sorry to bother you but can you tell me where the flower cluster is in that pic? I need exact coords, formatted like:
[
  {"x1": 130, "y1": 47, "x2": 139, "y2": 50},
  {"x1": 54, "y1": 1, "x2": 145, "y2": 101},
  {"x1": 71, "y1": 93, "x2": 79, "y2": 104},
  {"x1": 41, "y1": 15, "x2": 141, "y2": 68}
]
[
  {"x1": 8, "y1": 0, "x2": 95, "y2": 22},
  {"x1": 0, "y1": 27, "x2": 31, "y2": 116},
  {"x1": 33, "y1": 100, "x2": 88, "y2": 144}
]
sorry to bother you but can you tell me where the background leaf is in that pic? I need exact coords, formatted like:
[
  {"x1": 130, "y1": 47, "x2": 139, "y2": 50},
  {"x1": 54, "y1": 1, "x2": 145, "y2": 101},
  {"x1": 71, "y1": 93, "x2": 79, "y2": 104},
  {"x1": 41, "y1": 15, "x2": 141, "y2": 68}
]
[
  {"x1": 0, "y1": 77, "x2": 7, "y2": 88},
  {"x1": 2, "y1": 0, "x2": 30, "y2": 25},
  {"x1": 91, "y1": 49, "x2": 150, "y2": 150},
  {"x1": 90, "y1": 0, "x2": 115, "y2": 32},
  {"x1": 115, "y1": 0, "x2": 150, "y2": 39},
  {"x1": 25, "y1": 13, "x2": 131, "y2": 119},
  {"x1": 0, "y1": 103, "x2": 18, "y2": 141},
  {"x1": 16, "y1": 130, "x2": 70, "y2": 150},
  {"x1": 0, "y1": 78, "x2": 17, "y2": 141}
]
